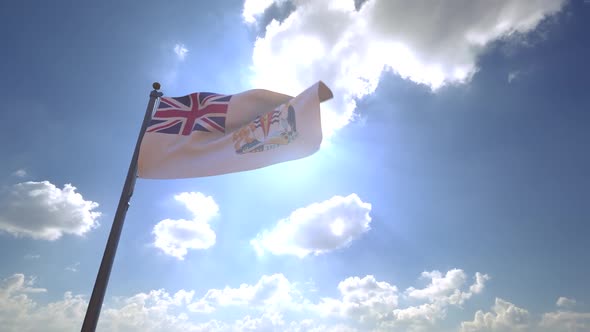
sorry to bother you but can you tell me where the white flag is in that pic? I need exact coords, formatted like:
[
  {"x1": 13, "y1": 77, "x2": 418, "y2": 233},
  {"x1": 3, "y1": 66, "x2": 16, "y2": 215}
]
[{"x1": 138, "y1": 81, "x2": 333, "y2": 179}]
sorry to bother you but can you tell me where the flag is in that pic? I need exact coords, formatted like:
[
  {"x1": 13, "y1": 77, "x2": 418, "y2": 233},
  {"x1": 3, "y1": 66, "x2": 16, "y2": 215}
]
[{"x1": 137, "y1": 81, "x2": 333, "y2": 179}]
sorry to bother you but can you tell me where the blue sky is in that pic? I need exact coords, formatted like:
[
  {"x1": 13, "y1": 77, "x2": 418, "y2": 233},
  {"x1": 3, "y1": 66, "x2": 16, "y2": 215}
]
[{"x1": 1, "y1": 0, "x2": 589, "y2": 331}]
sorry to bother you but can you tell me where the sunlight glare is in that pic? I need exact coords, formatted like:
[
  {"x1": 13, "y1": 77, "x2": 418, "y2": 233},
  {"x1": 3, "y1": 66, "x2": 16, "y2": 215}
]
[{"x1": 330, "y1": 218, "x2": 345, "y2": 236}]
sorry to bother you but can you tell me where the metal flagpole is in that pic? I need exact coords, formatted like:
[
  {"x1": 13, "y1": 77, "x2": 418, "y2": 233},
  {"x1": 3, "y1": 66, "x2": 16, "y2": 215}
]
[{"x1": 81, "y1": 82, "x2": 163, "y2": 332}]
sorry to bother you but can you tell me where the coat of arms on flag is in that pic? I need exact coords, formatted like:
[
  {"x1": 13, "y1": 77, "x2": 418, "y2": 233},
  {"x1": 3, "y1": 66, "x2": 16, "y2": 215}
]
[{"x1": 232, "y1": 102, "x2": 297, "y2": 154}]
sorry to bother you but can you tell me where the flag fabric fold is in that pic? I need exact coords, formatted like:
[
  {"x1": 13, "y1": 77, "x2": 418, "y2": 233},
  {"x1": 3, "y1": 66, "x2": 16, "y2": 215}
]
[{"x1": 138, "y1": 81, "x2": 333, "y2": 179}]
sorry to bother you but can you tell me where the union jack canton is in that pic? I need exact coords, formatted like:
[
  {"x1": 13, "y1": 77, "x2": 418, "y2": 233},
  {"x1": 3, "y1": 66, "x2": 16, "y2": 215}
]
[{"x1": 147, "y1": 93, "x2": 232, "y2": 136}]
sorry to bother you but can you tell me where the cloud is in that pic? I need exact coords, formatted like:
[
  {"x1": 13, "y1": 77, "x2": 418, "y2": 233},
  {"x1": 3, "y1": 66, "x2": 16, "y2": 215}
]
[
  {"x1": 2, "y1": 270, "x2": 588, "y2": 332},
  {"x1": 11, "y1": 169, "x2": 26, "y2": 177},
  {"x1": 384, "y1": 270, "x2": 490, "y2": 331},
  {"x1": 5, "y1": 269, "x2": 590, "y2": 332},
  {"x1": 540, "y1": 310, "x2": 590, "y2": 332},
  {"x1": 0, "y1": 274, "x2": 94, "y2": 332},
  {"x1": 0, "y1": 181, "x2": 100, "y2": 240},
  {"x1": 250, "y1": 193, "x2": 372, "y2": 258},
  {"x1": 1, "y1": 274, "x2": 46, "y2": 295},
  {"x1": 407, "y1": 269, "x2": 468, "y2": 301},
  {"x1": 556, "y1": 296, "x2": 577, "y2": 309},
  {"x1": 188, "y1": 273, "x2": 303, "y2": 313},
  {"x1": 152, "y1": 192, "x2": 219, "y2": 259},
  {"x1": 0, "y1": 272, "x2": 326, "y2": 332},
  {"x1": 245, "y1": 0, "x2": 566, "y2": 137},
  {"x1": 469, "y1": 273, "x2": 490, "y2": 294},
  {"x1": 243, "y1": 0, "x2": 277, "y2": 23},
  {"x1": 0, "y1": 270, "x2": 488, "y2": 332},
  {"x1": 24, "y1": 254, "x2": 40, "y2": 260},
  {"x1": 65, "y1": 262, "x2": 80, "y2": 273},
  {"x1": 461, "y1": 298, "x2": 531, "y2": 332},
  {"x1": 406, "y1": 270, "x2": 490, "y2": 306},
  {"x1": 508, "y1": 70, "x2": 520, "y2": 83},
  {"x1": 173, "y1": 43, "x2": 188, "y2": 60},
  {"x1": 0, "y1": 268, "x2": 526, "y2": 332},
  {"x1": 316, "y1": 275, "x2": 398, "y2": 322},
  {"x1": 462, "y1": 297, "x2": 590, "y2": 332}
]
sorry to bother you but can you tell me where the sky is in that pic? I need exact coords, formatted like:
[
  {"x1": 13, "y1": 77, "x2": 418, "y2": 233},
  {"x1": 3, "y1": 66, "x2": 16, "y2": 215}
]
[{"x1": 0, "y1": 0, "x2": 589, "y2": 331}]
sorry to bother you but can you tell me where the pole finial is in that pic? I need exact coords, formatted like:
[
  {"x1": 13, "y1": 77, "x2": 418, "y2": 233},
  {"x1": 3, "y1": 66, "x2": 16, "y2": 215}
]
[{"x1": 152, "y1": 82, "x2": 161, "y2": 90}]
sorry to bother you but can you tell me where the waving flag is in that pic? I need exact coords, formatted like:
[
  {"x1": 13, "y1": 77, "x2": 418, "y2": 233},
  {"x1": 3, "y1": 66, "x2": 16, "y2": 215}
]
[{"x1": 138, "y1": 81, "x2": 333, "y2": 179}]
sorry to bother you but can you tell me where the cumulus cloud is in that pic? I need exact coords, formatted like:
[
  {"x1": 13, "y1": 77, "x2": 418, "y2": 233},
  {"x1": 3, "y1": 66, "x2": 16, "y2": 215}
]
[
  {"x1": 0, "y1": 181, "x2": 100, "y2": 240},
  {"x1": 381, "y1": 270, "x2": 490, "y2": 331},
  {"x1": 556, "y1": 296, "x2": 577, "y2": 309},
  {"x1": 540, "y1": 310, "x2": 590, "y2": 332},
  {"x1": 2, "y1": 270, "x2": 589, "y2": 332},
  {"x1": 152, "y1": 192, "x2": 219, "y2": 259},
  {"x1": 243, "y1": 0, "x2": 277, "y2": 23},
  {"x1": 188, "y1": 273, "x2": 301, "y2": 313},
  {"x1": 250, "y1": 193, "x2": 372, "y2": 258},
  {"x1": 0, "y1": 268, "x2": 513, "y2": 332},
  {"x1": 0, "y1": 270, "x2": 488, "y2": 332},
  {"x1": 470, "y1": 272, "x2": 490, "y2": 294},
  {"x1": 0, "y1": 272, "x2": 336, "y2": 332},
  {"x1": 406, "y1": 270, "x2": 489, "y2": 306},
  {"x1": 1, "y1": 274, "x2": 46, "y2": 295},
  {"x1": 462, "y1": 297, "x2": 590, "y2": 332},
  {"x1": 100, "y1": 289, "x2": 199, "y2": 331},
  {"x1": 313, "y1": 269, "x2": 490, "y2": 331},
  {"x1": 173, "y1": 43, "x2": 188, "y2": 60},
  {"x1": 245, "y1": 0, "x2": 566, "y2": 136},
  {"x1": 317, "y1": 275, "x2": 398, "y2": 322},
  {"x1": 461, "y1": 298, "x2": 531, "y2": 332},
  {"x1": 0, "y1": 274, "x2": 47, "y2": 331},
  {"x1": 407, "y1": 269, "x2": 469, "y2": 301}
]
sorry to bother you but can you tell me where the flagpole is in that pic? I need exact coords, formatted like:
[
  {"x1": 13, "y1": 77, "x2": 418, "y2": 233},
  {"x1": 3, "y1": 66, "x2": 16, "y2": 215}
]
[{"x1": 81, "y1": 82, "x2": 163, "y2": 332}]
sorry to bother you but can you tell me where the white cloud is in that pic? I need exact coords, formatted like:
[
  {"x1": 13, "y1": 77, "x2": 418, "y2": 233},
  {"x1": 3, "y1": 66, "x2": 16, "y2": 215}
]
[
  {"x1": 0, "y1": 269, "x2": 493, "y2": 332},
  {"x1": 243, "y1": 0, "x2": 276, "y2": 23},
  {"x1": 0, "y1": 272, "x2": 326, "y2": 332},
  {"x1": 462, "y1": 297, "x2": 590, "y2": 332},
  {"x1": 100, "y1": 289, "x2": 199, "y2": 332},
  {"x1": 250, "y1": 193, "x2": 372, "y2": 258},
  {"x1": 508, "y1": 70, "x2": 520, "y2": 83},
  {"x1": 173, "y1": 43, "x2": 188, "y2": 60},
  {"x1": 11, "y1": 169, "x2": 26, "y2": 177},
  {"x1": 407, "y1": 269, "x2": 468, "y2": 301},
  {"x1": 461, "y1": 298, "x2": 531, "y2": 332},
  {"x1": 316, "y1": 275, "x2": 398, "y2": 322},
  {"x1": 540, "y1": 310, "x2": 590, "y2": 332},
  {"x1": 556, "y1": 296, "x2": 577, "y2": 309},
  {"x1": 152, "y1": 192, "x2": 219, "y2": 259},
  {"x1": 246, "y1": 0, "x2": 566, "y2": 137},
  {"x1": 0, "y1": 274, "x2": 47, "y2": 331},
  {"x1": 0, "y1": 181, "x2": 100, "y2": 240},
  {"x1": 405, "y1": 270, "x2": 489, "y2": 306},
  {"x1": 188, "y1": 273, "x2": 303, "y2": 313},
  {"x1": 1, "y1": 274, "x2": 46, "y2": 295},
  {"x1": 470, "y1": 273, "x2": 490, "y2": 294},
  {"x1": 153, "y1": 219, "x2": 216, "y2": 259},
  {"x1": 1, "y1": 275, "x2": 195, "y2": 332},
  {"x1": 174, "y1": 192, "x2": 220, "y2": 222},
  {"x1": 382, "y1": 270, "x2": 490, "y2": 331},
  {"x1": 65, "y1": 262, "x2": 80, "y2": 273},
  {"x1": 2, "y1": 270, "x2": 589, "y2": 332}
]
